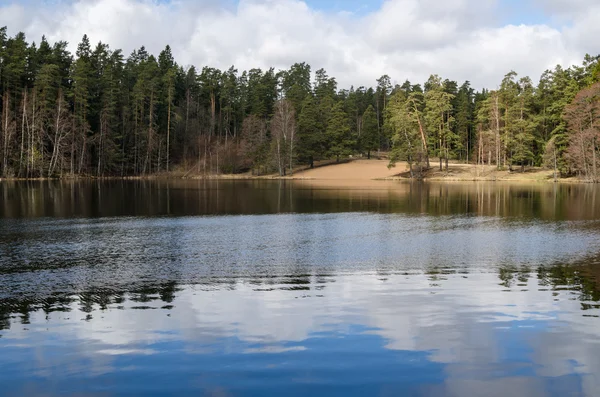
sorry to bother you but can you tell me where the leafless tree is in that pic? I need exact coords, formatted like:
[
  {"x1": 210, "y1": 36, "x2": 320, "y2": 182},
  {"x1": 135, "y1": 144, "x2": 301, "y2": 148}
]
[
  {"x1": 565, "y1": 82, "x2": 600, "y2": 181},
  {"x1": 271, "y1": 99, "x2": 296, "y2": 176}
]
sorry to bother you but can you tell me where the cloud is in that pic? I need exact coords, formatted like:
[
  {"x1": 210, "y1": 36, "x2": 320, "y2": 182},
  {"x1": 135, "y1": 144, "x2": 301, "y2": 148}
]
[
  {"x1": 6, "y1": 272, "x2": 600, "y2": 395},
  {"x1": 534, "y1": 0, "x2": 599, "y2": 16},
  {"x1": 0, "y1": 0, "x2": 597, "y2": 89}
]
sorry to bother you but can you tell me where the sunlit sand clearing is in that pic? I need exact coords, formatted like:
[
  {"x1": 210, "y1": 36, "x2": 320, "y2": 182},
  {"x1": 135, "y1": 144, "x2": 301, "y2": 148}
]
[
  {"x1": 292, "y1": 159, "x2": 564, "y2": 183},
  {"x1": 293, "y1": 159, "x2": 404, "y2": 180}
]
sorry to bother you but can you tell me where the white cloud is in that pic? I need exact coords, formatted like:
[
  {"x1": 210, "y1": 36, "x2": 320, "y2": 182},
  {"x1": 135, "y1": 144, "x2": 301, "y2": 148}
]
[
  {"x1": 6, "y1": 272, "x2": 600, "y2": 395},
  {"x1": 534, "y1": 0, "x2": 599, "y2": 16},
  {"x1": 0, "y1": 0, "x2": 598, "y2": 90}
]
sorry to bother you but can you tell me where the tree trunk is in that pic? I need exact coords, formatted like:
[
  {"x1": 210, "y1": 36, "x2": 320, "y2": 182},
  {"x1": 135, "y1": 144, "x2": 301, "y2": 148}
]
[
  {"x1": 553, "y1": 145, "x2": 558, "y2": 183},
  {"x1": 97, "y1": 115, "x2": 103, "y2": 177},
  {"x1": 167, "y1": 87, "x2": 172, "y2": 173},
  {"x1": 412, "y1": 100, "x2": 429, "y2": 168},
  {"x1": 376, "y1": 99, "x2": 381, "y2": 148},
  {"x1": 1, "y1": 91, "x2": 8, "y2": 177},
  {"x1": 157, "y1": 139, "x2": 161, "y2": 173},
  {"x1": 494, "y1": 95, "x2": 500, "y2": 169},
  {"x1": 276, "y1": 135, "x2": 282, "y2": 176},
  {"x1": 185, "y1": 89, "x2": 190, "y2": 160},
  {"x1": 78, "y1": 138, "x2": 86, "y2": 175},
  {"x1": 144, "y1": 90, "x2": 154, "y2": 175},
  {"x1": 71, "y1": 115, "x2": 75, "y2": 176},
  {"x1": 439, "y1": 135, "x2": 442, "y2": 171},
  {"x1": 210, "y1": 92, "x2": 216, "y2": 136},
  {"x1": 19, "y1": 91, "x2": 27, "y2": 177},
  {"x1": 50, "y1": 92, "x2": 63, "y2": 176},
  {"x1": 593, "y1": 138, "x2": 597, "y2": 182},
  {"x1": 289, "y1": 123, "x2": 294, "y2": 176},
  {"x1": 580, "y1": 132, "x2": 588, "y2": 178},
  {"x1": 445, "y1": 144, "x2": 449, "y2": 172},
  {"x1": 466, "y1": 130, "x2": 469, "y2": 164},
  {"x1": 29, "y1": 91, "x2": 36, "y2": 177}
]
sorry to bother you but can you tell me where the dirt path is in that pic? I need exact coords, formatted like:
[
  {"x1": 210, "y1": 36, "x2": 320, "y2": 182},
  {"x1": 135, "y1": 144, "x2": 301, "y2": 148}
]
[{"x1": 294, "y1": 160, "x2": 404, "y2": 180}]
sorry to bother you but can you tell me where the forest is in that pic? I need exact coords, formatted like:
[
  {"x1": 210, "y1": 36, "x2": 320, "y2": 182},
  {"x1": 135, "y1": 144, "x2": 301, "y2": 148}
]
[{"x1": 1, "y1": 26, "x2": 600, "y2": 180}]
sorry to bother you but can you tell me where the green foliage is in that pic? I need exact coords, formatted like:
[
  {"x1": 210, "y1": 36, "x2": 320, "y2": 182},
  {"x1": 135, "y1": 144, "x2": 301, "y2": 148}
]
[
  {"x1": 388, "y1": 91, "x2": 426, "y2": 171},
  {"x1": 297, "y1": 95, "x2": 323, "y2": 166},
  {"x1": 454, "y1": 81, "x2": 475, "y2": 160},
  {"x1": 314, "y1": 69, "x2": 337, "y2": 101},
  {"x1": 326, "y1": 102, "x2": 353, "y2": 161},
  {"x1": 281, "y1": 62, "x2": 311, "y2": 114},
  {"x1": 424, "y1": 75, "x2": 455, "y2": 169},
  {"x1": 360, "y1": 105, "x2": 378, "y2": 156},
  {"x1": 0, "y1": 25, "x2": 599, "y2": 179}
]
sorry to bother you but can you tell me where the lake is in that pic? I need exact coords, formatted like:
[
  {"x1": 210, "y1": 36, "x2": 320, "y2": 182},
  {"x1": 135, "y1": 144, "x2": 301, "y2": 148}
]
[{"x1": 1, "y1": 180, "x2": 600, "y2": 396}]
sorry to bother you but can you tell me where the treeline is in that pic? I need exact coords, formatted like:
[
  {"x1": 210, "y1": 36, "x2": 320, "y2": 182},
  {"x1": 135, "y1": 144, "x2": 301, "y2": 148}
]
[
  {"x1": 388, "y1": 64, "x2": 600, "y2": 181},
  {"x1": 0, "y1": 27, "x2": 599, "y2": 179}
]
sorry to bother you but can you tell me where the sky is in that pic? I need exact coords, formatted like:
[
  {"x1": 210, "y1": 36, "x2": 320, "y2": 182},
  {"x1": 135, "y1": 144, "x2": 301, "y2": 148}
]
[{"x1": 0, "y1": 0, "x2": 599, "y2": 89}]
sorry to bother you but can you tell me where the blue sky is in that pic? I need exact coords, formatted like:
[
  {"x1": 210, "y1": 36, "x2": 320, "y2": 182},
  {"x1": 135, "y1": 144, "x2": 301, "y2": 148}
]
[
  {"x1": 0, "y1": 0, "x2": 556, "y2": 26},
  {"x1": 303, "y1": 0, "x2": 551, "y2": 25},
  {"x1": 304, "y1": 0, "x2": 384, "y2": 14},
  {"x1": 499, "y1": 0, "x2": 553, "y2": 25}
]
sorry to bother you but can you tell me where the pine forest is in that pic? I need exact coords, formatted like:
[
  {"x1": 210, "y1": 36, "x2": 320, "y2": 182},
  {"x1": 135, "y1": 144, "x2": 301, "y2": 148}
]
[{"x1": 1, "y1": 27, "x2": 600, "y2": 181}]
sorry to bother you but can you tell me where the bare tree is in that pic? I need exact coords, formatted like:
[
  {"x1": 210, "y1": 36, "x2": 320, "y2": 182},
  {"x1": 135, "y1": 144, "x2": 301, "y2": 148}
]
[
  {"x1": 565, "y1": 82, "x2": 600, "y2": 182},
  {"x1": 240, "y1": 115, "x2": 268, "y2": 174},
  {"x1": 271, "y1": 99, "x2": 296, "y2": 176},
  {"x1": 1, "y1": 90, "x2": 14, "y2": 177}
]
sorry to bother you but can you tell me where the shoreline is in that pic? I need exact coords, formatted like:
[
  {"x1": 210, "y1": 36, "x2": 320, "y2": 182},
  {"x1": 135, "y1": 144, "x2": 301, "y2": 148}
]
[
  {"x1": 0, "y1": 175, "x2": 594, "y2": 184},
  {"x1": 0, "y1": 159, "x2": 596, "y2": 184}
]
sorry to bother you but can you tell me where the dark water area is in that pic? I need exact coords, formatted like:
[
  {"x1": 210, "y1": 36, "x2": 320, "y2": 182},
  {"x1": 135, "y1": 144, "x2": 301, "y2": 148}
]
[{"x1": 1, "y1": 180, "x2": 600, "y2": 396}]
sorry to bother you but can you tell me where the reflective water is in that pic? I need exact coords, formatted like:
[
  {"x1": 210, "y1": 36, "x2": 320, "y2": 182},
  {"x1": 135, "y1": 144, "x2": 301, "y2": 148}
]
[{"x1": 1, "y1": 180, "x2": 600, "y2": 396}]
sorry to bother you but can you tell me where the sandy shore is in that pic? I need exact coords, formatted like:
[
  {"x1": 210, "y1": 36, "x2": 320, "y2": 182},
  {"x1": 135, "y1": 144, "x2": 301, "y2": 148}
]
[
  {"x1": 280, "y1": 159, "x2": 578, "y2": 183},
  {"x1": 0, "y1": 159, "x2": 588, "y2": 183},
  {"x1": 293, "y1": 160, "x2": 399, "y2": 180},
  {"x1": 290, "y1": 160, "x2": 586, "y2": 183}
]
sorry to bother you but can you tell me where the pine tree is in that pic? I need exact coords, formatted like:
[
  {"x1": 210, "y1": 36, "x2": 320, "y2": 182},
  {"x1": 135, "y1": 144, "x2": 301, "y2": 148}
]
[
  {"x1": 424, "y1": 75, "x2": 455, "y2": 171},
  {"x1": 511, "y1": 77, "x2": 537, "y2": 171},
  {"x1": 0, "y1": 26, "x2": 599, "y2": 180},
  {"x1": 326, "y1": 102, "x2": 353, "y2": 162},
  {"x1": 281, "y1": 62, "x2": 312, "y2": 114},
  {"x1": 455, "y1": 81, "x2": 475, "y2": 162},
  {"x1": 297, "y1": 95, "x2": 323, "y2": 168},
  {"x1": 360, "y1": 105, "x2": 378, "y2": 159},
  {"x1": 388, "y1": 91, "x2": 417, "y2": 176}
]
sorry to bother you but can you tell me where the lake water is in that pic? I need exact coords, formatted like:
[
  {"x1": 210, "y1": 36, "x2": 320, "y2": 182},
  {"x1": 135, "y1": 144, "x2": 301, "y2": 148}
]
[{"x1": 1, "y1": 180, "x2": 600, "y2": 396}]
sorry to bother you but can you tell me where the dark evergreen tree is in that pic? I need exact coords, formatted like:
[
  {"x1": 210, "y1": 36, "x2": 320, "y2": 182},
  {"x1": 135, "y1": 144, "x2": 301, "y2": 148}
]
[
  {"x1": 326, "y1": 102, "x2": 353, "y2": 162},
  {"x1": 0, "y1": 25, "x2": 598, "y2": 179},
  {"x1": 360, "y1": 105, "x2": 378, "y2": 159}
]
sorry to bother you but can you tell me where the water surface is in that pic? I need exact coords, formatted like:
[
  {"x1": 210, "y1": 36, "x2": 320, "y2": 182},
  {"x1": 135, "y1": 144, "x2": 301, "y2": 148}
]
[{"x1": 1, "y1": 180, "x2": 600, "y2": 396}]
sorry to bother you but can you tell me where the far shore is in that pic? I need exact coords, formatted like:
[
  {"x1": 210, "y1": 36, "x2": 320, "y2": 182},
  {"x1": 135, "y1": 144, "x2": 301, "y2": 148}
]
[{"x1": 0, "y1": 159, "x2": 595, "y2": 184}]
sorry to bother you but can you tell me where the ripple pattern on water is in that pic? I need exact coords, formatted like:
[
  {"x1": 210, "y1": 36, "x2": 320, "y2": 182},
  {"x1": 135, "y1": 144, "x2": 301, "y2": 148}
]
[{"x1": 1, "y1": 181, "x2": 600, "y2": 396}]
